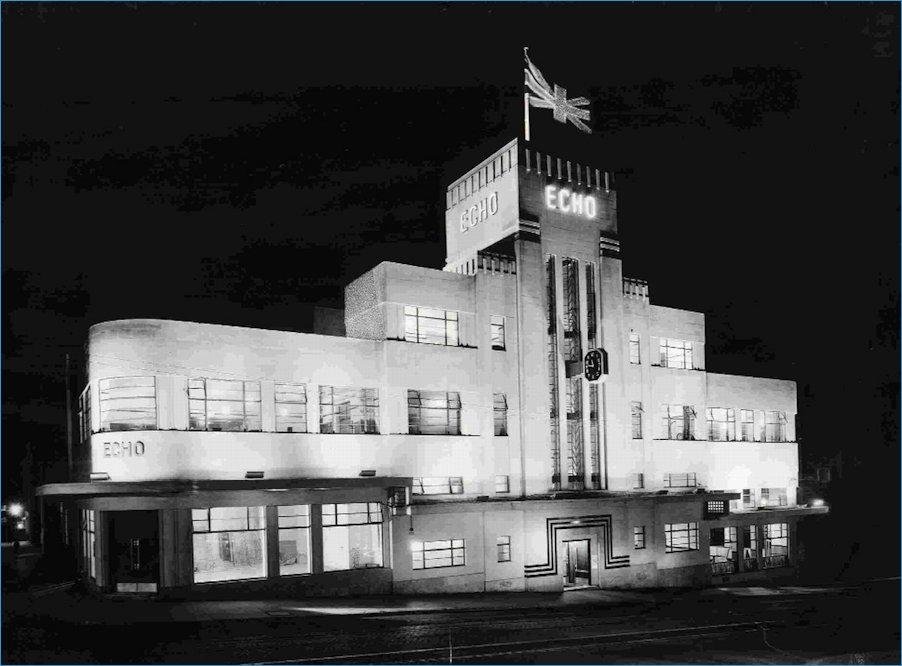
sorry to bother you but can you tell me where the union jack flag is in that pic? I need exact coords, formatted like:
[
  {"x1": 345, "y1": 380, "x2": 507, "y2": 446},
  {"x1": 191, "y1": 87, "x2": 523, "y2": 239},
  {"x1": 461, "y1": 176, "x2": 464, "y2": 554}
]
[{"x1": 524, "y1": 47, "x2": 592, "y2": 138}]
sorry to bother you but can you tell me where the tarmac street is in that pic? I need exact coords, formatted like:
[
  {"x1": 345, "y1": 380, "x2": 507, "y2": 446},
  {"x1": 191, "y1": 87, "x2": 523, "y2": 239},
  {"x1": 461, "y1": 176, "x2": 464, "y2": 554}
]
[{"x1": 2, "y1": 579, "x2": 899, "y2": 664}]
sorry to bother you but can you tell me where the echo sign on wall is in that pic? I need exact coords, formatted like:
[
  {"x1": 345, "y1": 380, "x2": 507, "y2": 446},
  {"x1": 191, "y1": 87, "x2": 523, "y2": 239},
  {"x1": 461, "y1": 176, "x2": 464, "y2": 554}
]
[
  {"x1": 460, "y1": 191, "x2": 499, "y2": 232},
  {"x1": 545, "y1": 185, "x2": 597, "y2": 219}
]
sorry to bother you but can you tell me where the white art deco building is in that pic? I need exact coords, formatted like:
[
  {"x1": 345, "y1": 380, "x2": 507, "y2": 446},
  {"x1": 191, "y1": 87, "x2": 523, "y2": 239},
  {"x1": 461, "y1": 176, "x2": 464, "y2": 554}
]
[{"x1": 40, "y1": 138, "x2": 826, "y2": 596}]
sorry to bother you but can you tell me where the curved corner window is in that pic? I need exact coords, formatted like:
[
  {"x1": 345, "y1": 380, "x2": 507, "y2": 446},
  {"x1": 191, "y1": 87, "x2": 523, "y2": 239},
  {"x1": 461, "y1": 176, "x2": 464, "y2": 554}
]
[{"x1": 98, "y1": 377, "x2": 156, "y2": 431}]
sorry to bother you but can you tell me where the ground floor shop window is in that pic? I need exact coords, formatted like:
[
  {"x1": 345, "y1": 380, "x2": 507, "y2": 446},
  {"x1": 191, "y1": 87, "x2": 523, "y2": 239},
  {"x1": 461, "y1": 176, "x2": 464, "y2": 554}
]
[
  {"x1": 191, "y1": 506, "x2": 266, "y2": 583},
  {"x1": 762, "y1": 523, "x2": 789, "y2": 567},
  {"x1": 412, "y1": 539, "x2": 466, "y2": 569},
  {"x1": 322, "y1": 503, "x2": 383, "y2": 572},
  {"x1": 82, "y1": 510, "x2": 96, "y2": 579},
  {"x1": 278, "y1": 505, "x2": 311, "y2": 576}
]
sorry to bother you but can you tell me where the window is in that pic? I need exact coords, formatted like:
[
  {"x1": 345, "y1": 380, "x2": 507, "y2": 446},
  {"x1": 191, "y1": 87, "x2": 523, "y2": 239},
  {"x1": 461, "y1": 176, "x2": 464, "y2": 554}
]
[
  {"x1": 633, "y1": 526, "x2": 646, "y2": 549},
  {"x1": 706, "y1": 501, "x2": 726, "y2": 517},
  {"x1": 404, "y1": 306, "x2": 459, "y2": 346},
  {"x1": 494, "y1": 393, "x2": 508, "y2": 436},
  {"x1": 411, "y1": 539, "x2": 466, "y2": 570},
  {"x1": 278, "y1": 505, "x2": 310, "y2": 576},
  {"x1": 742, "y1": 488, "x2": 756, "y2": 509},
  {"x1": 663, "y1": 472, "x2": 697, "y2": 488},
  {"x1": 632, "y1": 472, "x2": 645, "y2": 489},
  {"x1": 760, "y1": 487, "x2": 788, "y2": 507},
  {"x1": 497, "y1": 536, "x2": 511, "y2": 562},
  {"x1": 495, "y1": 475, "x2": 510, "y2": 494},
  {"x1": 99, "y1": 377, "x2": 156, "y2": 431},
  {"x1": 629, "y1": 333, "x2": 641, "y2": 364},
  {"x1": 659, "y1": 339, "x2": 693, "y2": 369},
  {"x1": 706, "y1": 408, "x2": 736, "y2": 442},
  {"x1": 408, "y1": 390, "x2": 461, "y2": 435},
  {"x1": 320, "y1": 386, "x2": 379, "y2": 434},
  {"x1": 191, "y1": 506, "x2": 266, "y2": 583},
  {"x1": 743, "y1": 525, "x2": 758, "y2": 558},
  {"x1": 412, "y1": 477, "x2": 464, "y2": 495},
  {"x1": 78, "y1": 385, "x2": 92, "y2": 443},
  {"x1": 631, "y1": 402, "x2": 643, "y2": 439},
  {"x1": 660, "y1": 405, "x2": 696, "y2": 440},
  {"x1": 322, "y1": 503, "x2": 383, "y2": 572},
  {"x1": 740, "y1": 409, "x2": 754, "y2": 442},
  {"x1": 274, "y1": 383, "x2": 307, "y2": 433},
  {"x1": 189, "y1": 379, "x2": 261, "y2": 432},
  {"x1": 762, "y1": 523, "x2": 789, "y2": 559},
  {"x1": 83, "y1": 510, "x2": 96, "y2": 579},
  {"x1": 491, "y1": 315, "x2": 506, "y2": 350},
  {"x1": 664, "y1": 522, "x2": 699, "y2": 553},
  {"x1": 710, "y1": 526, "x2": 738, "y2": 567},
  {"x1": 765, "y1": 411, "x2": 787, "y2": 442}
]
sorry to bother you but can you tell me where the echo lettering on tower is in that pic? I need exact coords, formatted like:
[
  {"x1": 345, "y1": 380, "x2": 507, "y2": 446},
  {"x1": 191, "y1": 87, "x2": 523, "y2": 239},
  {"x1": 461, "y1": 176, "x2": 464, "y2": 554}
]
[
  {"x1": 544, "y1": 184, "x2": 597, "y2": 219},
  {"x1": 459, "y1": 191, "x2": 499, "y2": 232}
]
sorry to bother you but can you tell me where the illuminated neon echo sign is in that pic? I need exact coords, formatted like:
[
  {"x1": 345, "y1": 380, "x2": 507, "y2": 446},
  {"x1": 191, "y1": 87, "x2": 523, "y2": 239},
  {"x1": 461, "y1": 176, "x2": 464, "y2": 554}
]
[
  {"x1": 544, "y1": 185, "x2": 597, "y2": 219},
  {"x1": 459, "y1": 191, "x2": 499, "y2": 232}
]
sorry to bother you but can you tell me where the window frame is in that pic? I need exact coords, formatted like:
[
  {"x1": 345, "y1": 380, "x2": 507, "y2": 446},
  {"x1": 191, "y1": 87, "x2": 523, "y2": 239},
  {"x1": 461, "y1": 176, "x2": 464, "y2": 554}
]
[
  {"x1": 411, "y1": 538, "x2": 466, "y2": 570},
  {"x1": 659, "y1": 338, "x2": 694, "y2": 370},
  {"x1": 493, "y1": 392, "x2": 508, "y2": 436},
  {"x1": 404, "y1": 306, "x2": 460, "y2": 346},
  {"x1": 629, "y1": 333, "x2": 641, "y2": 365},
  {"x1": 191, "y1": 506, "x2": 267, "y2": 583},
  {"x1": 494, "y1": 474, "x2": 510, "y2": 494},
  {"x1": 319, "y1": 386, "x2": 379, "y2": 434},
  {"x1": 764, "y1": 411, "x2": 788, "y2": 442},
  {"x1": 274, "y1": 383, "x2": 308, "y2": 434},
  {"x1": 661, "y1": 404, "x2": 696, "y2": 440},
  {"x1": 706, "y1": 407, "x2": 736, "y2": 442},
  {"x1": 188, "y1": 378, "x2": 262, "y2": 432},
  {"x1": 633, "y1": 526, "x2": 646, "y2": 550},
  {"x1": 491, "y1": 315, "x2": 506, "y2": 351},
  {"x1": 98, "y1": 376, "x2": 157, "y2": 432},
  {"x1": 497, "y1": 535, "x2": 511, "y2": 563},
  {"x1": 664, "y1": 522, "x2": 700, "y2": 553},
  {"x1": 277, "y1": 505, "x2": 311, "y2": 577},
  {"x1": 407, "y1": 390, "x2": 462, "y2": 435},
  {"x1": 412, "y1": 477, "x2": 464, "y2": 496},
  {"x1": 631, "y1": 401, "x2": 643, "y2": 439}
]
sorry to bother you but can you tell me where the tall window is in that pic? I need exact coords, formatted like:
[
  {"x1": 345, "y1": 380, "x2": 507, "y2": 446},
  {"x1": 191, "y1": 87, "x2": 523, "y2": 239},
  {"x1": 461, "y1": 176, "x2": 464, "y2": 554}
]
[
  {"x1": 742, "y1": 488, "x2": 756, "y2": 509},
  {"x1": 629, "y1": 333, "x2": 641, "y2": 364},
  {"x1": 278, "y1": 505, "x2": 310, "y2": 576},
  {"x1": 320, "y1": 386, "x2": 379, "y2": 434},
  {"x1": 710, "y1": 526, "x2": 738, "y2": 565},
  {"x1": 497, "y1": 536, "x2": 511, "y2": 562},
  {"x1": 659, "y1": 339, "x2": 694, "y2": 369},
  {"x1": 660, "y1": 405, "x2": 696, "y2": 440},
  {"x1": 407, "y1": 390, "x2": 461, "y2": 435},
  {"x1": 404, "y1": 306, "x2": 459, "y2": 346},
  {"x1": 566, "y1": 377, "x2": 584, "y2": 485},
  {"x1": 495, "y1": 475, "x2": 510, "y2": 494},
  {"x1": 274, "y1": 383, "x2": 307, "y2": 433},
  {"x1": 665, "y1": 522, "x2": 699, "y2": 553},
  {"x1": 78, "y1": 385, "x2": 92, "y2": 443},
  {"x1": 546, "y1": 256, "x2": 561, "y2": 489},
  {"x1": 189, "y1": 379, "x2": 261, "y2": 432},
  {"x1": 740, "y1": 409, "x2": 754, "y2": 442},
  {"x1": 586, "y1": 265, "x2": 597, "y2": 350},
  {"x1": 706, "y1": 408, "x2": 736, "y2": 442},
  {"x1": 411, "y1": 539, "x2": 466, "y2": 570},
  {"x1": 322, "y1": 503, "x2": 383, "y2": 572},
  {"x1": 663, "y1": 472, "x2": 697, "y2": 488},
  {"x1": 633, "y1": 526, "x2": 646, "y2": 549},
  {"x1": 412, "y1": 477, "x2": 464, "y2": 495},
  {"x1": 631, "y1": 402, "x2": 643, "y2": 439},
  {"x1": 763, "y1": 523, "x2": 789, "y2": 560},
  {"x1": 760, "y1": 487, "x2": 788, "y2": 507},
  {"x1": 98, "y1": 377, "x2": 156, "y2": 431},
  {"x1": 83, "y1": 510, "x2": 96, "y2": 579},
  {"x1": 765, "y1": 411, "x2": 787, "y2": 442},
  {"x1": 493, "y1": 393, "x2": 508, "y2": 436},
  {"x1": 491, "y1": 315, "x2": 506, "y2": 351},
  {"x1": 191, "y1": 507, "x2": 266, "y2": 583},
  {"x1": 743, "y1": 525, "x2": 758, "y2": 560}
]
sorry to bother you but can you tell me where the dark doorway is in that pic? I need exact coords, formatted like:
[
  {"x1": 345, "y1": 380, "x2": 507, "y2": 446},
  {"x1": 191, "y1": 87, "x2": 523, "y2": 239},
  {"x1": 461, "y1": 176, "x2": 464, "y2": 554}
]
[
  {"x1": 107, "y1": 510, "x2": 159, "y2": 593},
  {"x1": 563, "y1": 539, "x2": 591, "y2": 589}
]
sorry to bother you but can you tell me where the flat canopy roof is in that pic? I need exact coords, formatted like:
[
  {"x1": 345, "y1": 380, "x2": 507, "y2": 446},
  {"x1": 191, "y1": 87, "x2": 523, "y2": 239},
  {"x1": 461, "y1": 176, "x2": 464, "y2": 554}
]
[{"x1": 37, "y1": 477, "x2": 412, "y2": 499}]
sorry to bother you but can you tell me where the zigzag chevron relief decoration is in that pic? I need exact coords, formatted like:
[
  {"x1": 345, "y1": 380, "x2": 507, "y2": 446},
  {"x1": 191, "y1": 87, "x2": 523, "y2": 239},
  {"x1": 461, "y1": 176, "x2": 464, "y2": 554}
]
[{"x1": 524, "y1": 514, "x2": 630, "y2": 578}]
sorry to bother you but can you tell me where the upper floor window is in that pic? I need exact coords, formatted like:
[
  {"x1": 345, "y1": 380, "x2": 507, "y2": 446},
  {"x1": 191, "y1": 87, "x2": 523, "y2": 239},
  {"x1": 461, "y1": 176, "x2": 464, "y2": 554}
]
[
  {"x1": 664, "y1": 522, "x2": 699, "y2": 553},
  {"x1": 765, "y1": 411, "x2": 787, "y2": 442},
  {"x1": 495, "y1": 474, "x2": 510, "y2": 493},
  {"x1": 760, "y1": 487, "x2": 788, "y2": 507},
  {"x1": 99, "y1": 377, "x2": 156, "y2": 431},
  {"x1": 494, "y1": 393, "x2": 508, "y2": 436},
  {"x1": 320, "y1": 386, "x2": 379, "y2": 434},
  {"x1": 660, "y1": 404, "x2": 696, "y2": 440},
  {"x1": 742, "y1": 488, "x2": 756, "y2": 509},
  {"x1": 189, "y1": 379, "x2": 261, "y2": 432},
  {"x1": 405, "y1": 306, "x2": 459, "y2": 346},
  {"x1": 491, "y1": 315, "x2": 506, "y2": 350},
  {"x1": 412, "y1": 477, "x2": 464, "y2": 495},
  {"x1": 740, "y1": 409, "x2": 755, "y2": 442},
  {"x1": 631, "y1": 401, "x2": 643, "y2": 439},
  {"x1": 629, "y1": 333, "x2": 641, "y2": 364},
  {"x1": 659, "y1": 338, "x2": 694, "y2": 370},
  {"x1": 274, "y1": 383, "x2": 307, "y2": 433},
  {"x1": 407, "y1": 390, "x2": 461, "y2": 435},
  {"x1": 706, "y1": 408, "x2": 736, "y2": 442},
  {"x1": 663, "y1": 472, "x2": 697, "y2": 488},
  {"x1": 78, "y1": 385, "x2": 92, "y2": 443}
]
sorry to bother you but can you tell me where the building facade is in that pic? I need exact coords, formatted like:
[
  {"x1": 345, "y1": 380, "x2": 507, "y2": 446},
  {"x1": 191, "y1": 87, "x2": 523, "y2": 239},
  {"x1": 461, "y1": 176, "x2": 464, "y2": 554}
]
[{"x1": 39, "y1": 138, "x2": 825, "y2": 597}]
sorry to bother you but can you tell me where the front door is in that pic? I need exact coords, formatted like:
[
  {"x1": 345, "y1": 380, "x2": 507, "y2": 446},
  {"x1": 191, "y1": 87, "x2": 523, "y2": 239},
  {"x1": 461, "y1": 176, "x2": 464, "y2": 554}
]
[
  {"x1": 563, "y1": 539, "x2": 591, "y2": 588},
  {"x1": 108, "y1": 510, "x2": 159, "y2": 593}
]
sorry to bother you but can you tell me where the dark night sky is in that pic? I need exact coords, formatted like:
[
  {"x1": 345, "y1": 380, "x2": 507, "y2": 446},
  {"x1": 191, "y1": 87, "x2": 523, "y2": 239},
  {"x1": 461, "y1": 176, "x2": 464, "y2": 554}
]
[{"x1": 3, "y1": 1, "x2": 899, "y2": 555}]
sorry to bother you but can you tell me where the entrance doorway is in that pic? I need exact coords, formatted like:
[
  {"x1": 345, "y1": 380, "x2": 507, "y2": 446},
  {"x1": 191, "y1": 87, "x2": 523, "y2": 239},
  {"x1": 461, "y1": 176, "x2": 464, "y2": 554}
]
[
  {"x1": 107, "y1": 510, "x2": 159, "y2": 593},
  {"x1": 563, "y1": 539, "x2": 591, "y2": 589}
]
